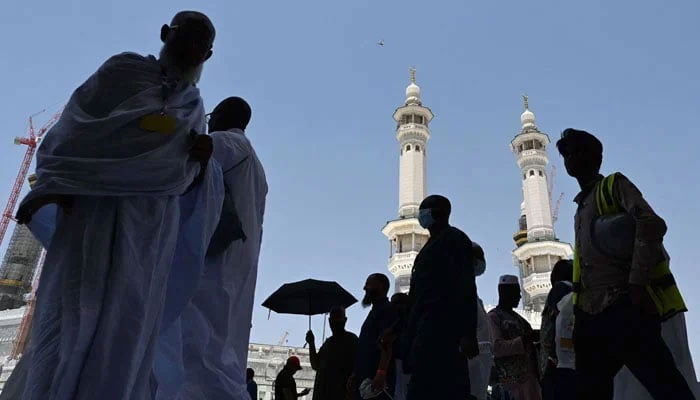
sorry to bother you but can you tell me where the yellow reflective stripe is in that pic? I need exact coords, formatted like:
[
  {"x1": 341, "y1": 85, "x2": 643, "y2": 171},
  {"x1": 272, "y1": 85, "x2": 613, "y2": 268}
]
[{"x1": 572, "y1": 247, "x2": 581, "y2": 305}]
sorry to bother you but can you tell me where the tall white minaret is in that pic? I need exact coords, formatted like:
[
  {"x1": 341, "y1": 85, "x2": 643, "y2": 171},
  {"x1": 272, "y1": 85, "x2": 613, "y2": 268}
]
[
  {"x1": 382, "y1": 68, "x2": 433, "y2": 293},
  {"x1": 511, "y1": 96, "x2": 573, "y2": 313}
]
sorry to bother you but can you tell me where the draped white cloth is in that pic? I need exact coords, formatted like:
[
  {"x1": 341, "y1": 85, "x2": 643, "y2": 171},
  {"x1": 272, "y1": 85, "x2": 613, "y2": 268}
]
[
  {"x1": 613, "y1": 312, "x2": 699, "y2": 399},
  {"x1": 5, "y1": 52, "x2": 223, "y2": 400},
  {"x1": 154, "y1": 128, "x2": 267, "y2": 399}
]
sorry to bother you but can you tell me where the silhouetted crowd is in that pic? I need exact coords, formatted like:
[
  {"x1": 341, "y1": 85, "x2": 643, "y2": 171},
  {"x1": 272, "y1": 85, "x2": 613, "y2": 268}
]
[{"x1": 1, "y1": 8, "x2": 697, "y2": 400}]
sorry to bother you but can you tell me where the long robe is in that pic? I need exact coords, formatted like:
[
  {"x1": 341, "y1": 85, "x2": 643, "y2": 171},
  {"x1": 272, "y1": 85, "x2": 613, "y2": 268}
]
[
  {"x1": 10, "y1": 52, "x2": 220, "y2": 400},
  {"x1": 488, "y1": 307, "x2": 542, "y2": 400},
  {"x1": 404, "y1": 226, "x2": 476, "y2": 399},
  {"x1": 613, "y1": 312, "x2": 699, "y2": 399},
  {"x1": 155, "y1": 128, "x2": 268, "y2": 399}
]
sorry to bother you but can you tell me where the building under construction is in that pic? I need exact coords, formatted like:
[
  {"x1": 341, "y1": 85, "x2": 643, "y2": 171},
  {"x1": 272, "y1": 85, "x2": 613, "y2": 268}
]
[{"x1": 0, "y1": 223, "x2": 42, "y2": 311}]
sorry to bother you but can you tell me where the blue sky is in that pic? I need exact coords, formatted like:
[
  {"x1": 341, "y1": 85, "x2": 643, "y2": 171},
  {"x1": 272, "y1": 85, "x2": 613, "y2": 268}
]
[{"x1": 1, "y1": 0, "x2": 699, "y2": 374}]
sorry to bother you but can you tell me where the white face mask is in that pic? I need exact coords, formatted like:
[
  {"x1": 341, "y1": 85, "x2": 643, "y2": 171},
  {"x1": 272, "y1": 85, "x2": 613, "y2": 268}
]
[{"x1": 474, "y1": 258, "x2": 486, "y2": 277}]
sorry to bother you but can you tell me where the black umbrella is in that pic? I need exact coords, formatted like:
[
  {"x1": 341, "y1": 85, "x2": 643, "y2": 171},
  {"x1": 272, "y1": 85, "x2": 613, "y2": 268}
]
[{"x1": 262, "y1": 279, "x2": 358, "y2": 330}]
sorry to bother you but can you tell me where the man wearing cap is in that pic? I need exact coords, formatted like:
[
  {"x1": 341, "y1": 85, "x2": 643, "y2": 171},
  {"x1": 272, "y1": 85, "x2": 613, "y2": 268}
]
[
  {"x1": 275, "y1": 357, "x2": 311, "y2": 400},
  {"x1": 10, "y1": 11, "x2": 219, "y2": 400},
  {"x1": 307, "y1": 307, "x2": 358, "y2": 400},
  {"x1": 488, "y1": 275, "x2": 542, "y2": 400},
  {"x1": 402, "y1": 194, "x2": 479, "y2": 399},
  {"x1": 556, "y1": 128, "x2": 694, "y2": 399}
]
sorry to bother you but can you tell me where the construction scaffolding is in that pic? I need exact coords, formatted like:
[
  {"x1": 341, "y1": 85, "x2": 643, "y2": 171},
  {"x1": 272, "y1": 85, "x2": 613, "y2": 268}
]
[{"x1": 0, "y1": 223, "x2": 43, "y2": 310}]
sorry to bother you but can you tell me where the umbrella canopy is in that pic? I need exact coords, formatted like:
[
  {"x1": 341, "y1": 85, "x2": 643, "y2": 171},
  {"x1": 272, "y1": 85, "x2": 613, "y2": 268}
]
[{"x1": 262, "y1": 279, "x2": 358, "y2": 317}]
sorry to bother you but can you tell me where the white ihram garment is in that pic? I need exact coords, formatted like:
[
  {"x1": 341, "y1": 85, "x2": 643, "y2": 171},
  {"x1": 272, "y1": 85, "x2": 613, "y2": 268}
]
[
  {"x1": 155, "y1": 128, "x2": 268, "y2": 399},
  {"x1": 555, "y1": 292, "x2": 575, "y2": 370},
  {"x1": 9, "y1": 52, "x2": 219, "y2": 400},
  {"x1": 613, "y1": 312, "x2": 699, "y2": 399}
]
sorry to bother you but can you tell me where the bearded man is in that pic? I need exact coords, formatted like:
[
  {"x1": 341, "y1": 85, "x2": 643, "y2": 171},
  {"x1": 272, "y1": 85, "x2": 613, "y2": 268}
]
[{"x1": 11, "y1": 11, "x2": 219, "y2": 400}]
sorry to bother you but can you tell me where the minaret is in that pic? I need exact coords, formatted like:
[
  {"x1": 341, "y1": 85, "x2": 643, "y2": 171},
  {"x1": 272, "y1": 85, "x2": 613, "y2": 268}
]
[
  {"x1": 511, "y1": 96, "x2": 573, "y2": 313},
  {"x1": 382, "y1": 68, "x2": 433, "y2": 293}
]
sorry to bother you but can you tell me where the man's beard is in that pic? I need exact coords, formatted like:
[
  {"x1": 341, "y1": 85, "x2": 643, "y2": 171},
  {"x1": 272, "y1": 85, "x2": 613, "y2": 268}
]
[
  {"x1": 361, "y1": 293, "x2": 373, "y2": 308},
  {"x1": 159, "y1": 47, "x2": 204, "y2": 85}
]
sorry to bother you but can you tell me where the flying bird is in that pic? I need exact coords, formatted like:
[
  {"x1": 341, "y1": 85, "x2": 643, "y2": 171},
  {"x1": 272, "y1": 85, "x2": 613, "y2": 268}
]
[{"x1": 377, "y1": 40, "x2": 384, "y2": 46}]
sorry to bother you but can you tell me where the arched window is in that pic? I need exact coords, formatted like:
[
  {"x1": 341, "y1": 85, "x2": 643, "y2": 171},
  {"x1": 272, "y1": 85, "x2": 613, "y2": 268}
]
[
  {"x1": 406, "y1": 144, "x2": 412, "y2": 151},
  {"x1": 538, "y1": 170, "x2": 544, "y2": 177},
  {"x1": 523, "y1": 173, "x2": 526, "y2": 180},
  {"x1": 415, "y1": 145, "x2": 421, "y2": 152},
  {"x1": 529, "y1": 170, "x2": 535, "y2": 176}
]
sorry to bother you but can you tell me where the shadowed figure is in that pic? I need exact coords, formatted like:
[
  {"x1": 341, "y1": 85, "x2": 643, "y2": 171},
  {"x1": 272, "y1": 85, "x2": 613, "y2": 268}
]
[
  {"x1": 557, "y1": 128, "x2": 693, "y2": 400},
  {"x1": 402, "y1": 195, "x2": 478, "y2": 400},
  {"x1": 306, "y1": 306, "x2": 358, "y2": 400},
  {"x1": 275, "y1": 357, "x2": 311, "y2": 400},
  {"x1": 488, "y1": 275, "x2": 542, "y2": 400},
  {"x1": 5, "y1": 11, "x2": 219, "y2": 400}
]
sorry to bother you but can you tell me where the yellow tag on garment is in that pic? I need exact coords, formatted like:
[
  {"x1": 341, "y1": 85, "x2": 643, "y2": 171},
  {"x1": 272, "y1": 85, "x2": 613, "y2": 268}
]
[{"x1": 140, "y1": 114, "x2": 177, "y2": 134}]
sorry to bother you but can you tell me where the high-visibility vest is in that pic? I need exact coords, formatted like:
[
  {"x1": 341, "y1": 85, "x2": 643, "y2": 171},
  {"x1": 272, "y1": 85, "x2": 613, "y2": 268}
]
[{"x1": 572, "y1": 173, "x2": 687, "y2": 321}]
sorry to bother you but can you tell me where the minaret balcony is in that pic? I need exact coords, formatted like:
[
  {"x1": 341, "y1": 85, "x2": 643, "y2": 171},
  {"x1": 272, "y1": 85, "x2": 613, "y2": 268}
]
[
  {"x1": 396, "y1": 124, "x2": 429, "y2": 142},
  {"x1": 522, "y1": 272, "x2": 552, "y2": 298},
  {"x1": 388, "y1": 251, "x2": 419, "y2": 276}
]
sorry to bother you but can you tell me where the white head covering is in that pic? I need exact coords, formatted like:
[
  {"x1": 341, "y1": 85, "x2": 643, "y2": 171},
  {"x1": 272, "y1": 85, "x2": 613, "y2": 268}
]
[
  {"x1": 472, "y1": 242, "x2": 486, "y2": 277},
  {"x1": 499, "y1": 274, "x2": 520, "y2": 286}
]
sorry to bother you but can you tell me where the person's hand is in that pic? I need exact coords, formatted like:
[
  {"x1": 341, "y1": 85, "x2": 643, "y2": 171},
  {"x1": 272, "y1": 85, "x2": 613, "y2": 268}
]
[
  {"x1": 305, "y1": 330, "x2": 315, "y2": 347},
  {"x1": 189, "y1": 133, "x2": 213, "y2": 163},
  {"x1": 371, "y1": 371, "x2": 387, "y2": 391},
  {"x1": 460, "y1": 335, "x2": 479, "y2": 359},
  {"x1": 300, "y1": 388, "x2": 311, "y2": 396}
]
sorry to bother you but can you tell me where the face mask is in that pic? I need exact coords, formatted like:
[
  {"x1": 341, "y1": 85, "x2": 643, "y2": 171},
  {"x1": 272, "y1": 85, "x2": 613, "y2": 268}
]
[
  {"x1": 473, "y1": 259, "x2": 486, "y2": 277},
  {"x1": 418, "y1": 208, "x2": 434, "y2": 229}
]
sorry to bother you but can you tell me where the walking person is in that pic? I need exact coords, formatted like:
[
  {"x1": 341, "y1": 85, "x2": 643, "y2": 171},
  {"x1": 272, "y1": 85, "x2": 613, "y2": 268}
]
[{"x1": 556, "y1": 128, "x2": 693, "y2": 399}]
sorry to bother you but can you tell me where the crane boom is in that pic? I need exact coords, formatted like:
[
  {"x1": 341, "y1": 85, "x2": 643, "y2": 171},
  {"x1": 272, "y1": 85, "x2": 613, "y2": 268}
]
[
  {"x1": 0, "y1": 111, "x2": 61, "y2": 250},
  {"x1": 2, "y1": 109, "x2": 62, "y2": 359}
]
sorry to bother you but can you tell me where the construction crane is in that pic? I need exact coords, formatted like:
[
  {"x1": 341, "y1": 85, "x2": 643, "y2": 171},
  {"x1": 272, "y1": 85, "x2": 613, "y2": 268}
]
[
  {"x1": 552, "y1": 192, "x2": 564, "y2": 224},
  {"x1": 1, "y1": 109, "x2": 62, "y2": 358},
  {"x1": 548, "y1": 165, "x2": 565, "y2": 224},
  {"x1": 0, "y1": 110, "x2": 61, "y2": 250},
  {"x1": 278, "y1": 331, "x2": 289, "y2": 346}
]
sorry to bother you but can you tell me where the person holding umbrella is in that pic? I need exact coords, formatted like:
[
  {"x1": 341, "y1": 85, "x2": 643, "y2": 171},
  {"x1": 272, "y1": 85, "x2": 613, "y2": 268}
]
[
  {"x1": 306, "y1": 307, "x2": 359, "y2": 400},
  {"x1": 275, "y1": 356, "x2": 311, "y2": 400}
]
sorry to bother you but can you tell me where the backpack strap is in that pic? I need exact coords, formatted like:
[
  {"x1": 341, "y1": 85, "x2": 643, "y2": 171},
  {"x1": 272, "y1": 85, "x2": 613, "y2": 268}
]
[{"x1": 595, "y1": 173, "x2": 621, "y2": 215}]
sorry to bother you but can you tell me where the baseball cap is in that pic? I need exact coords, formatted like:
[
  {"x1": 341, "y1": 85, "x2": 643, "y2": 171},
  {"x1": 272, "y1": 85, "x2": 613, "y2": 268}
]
[{"x1": 287, "y1": 356, "x2": 302, "y2": 370}]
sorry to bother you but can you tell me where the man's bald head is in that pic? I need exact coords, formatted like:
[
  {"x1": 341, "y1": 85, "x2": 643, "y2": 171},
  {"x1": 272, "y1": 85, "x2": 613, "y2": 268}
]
[
  {"x1": 208, "y1": 96, "x2": 252, "y2": 133},
  {"x1": 160, "y1": 11, "x2": 215, "y2": 70}
]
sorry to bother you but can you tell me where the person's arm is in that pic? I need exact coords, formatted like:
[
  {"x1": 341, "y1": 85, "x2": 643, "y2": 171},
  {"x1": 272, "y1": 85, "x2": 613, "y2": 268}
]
[
  {"x1": 488, "y1": 312, "x2": 526, "y2": 357},
  {"x1": 306, "y1": 331, "x2": 320, "y2": 371},
  {"x1": 372, "y1": 329, "x2": 396, "y2": 390},
  {"x1": 613, "y1": 173, "x2": 667, "y2": 287}
]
